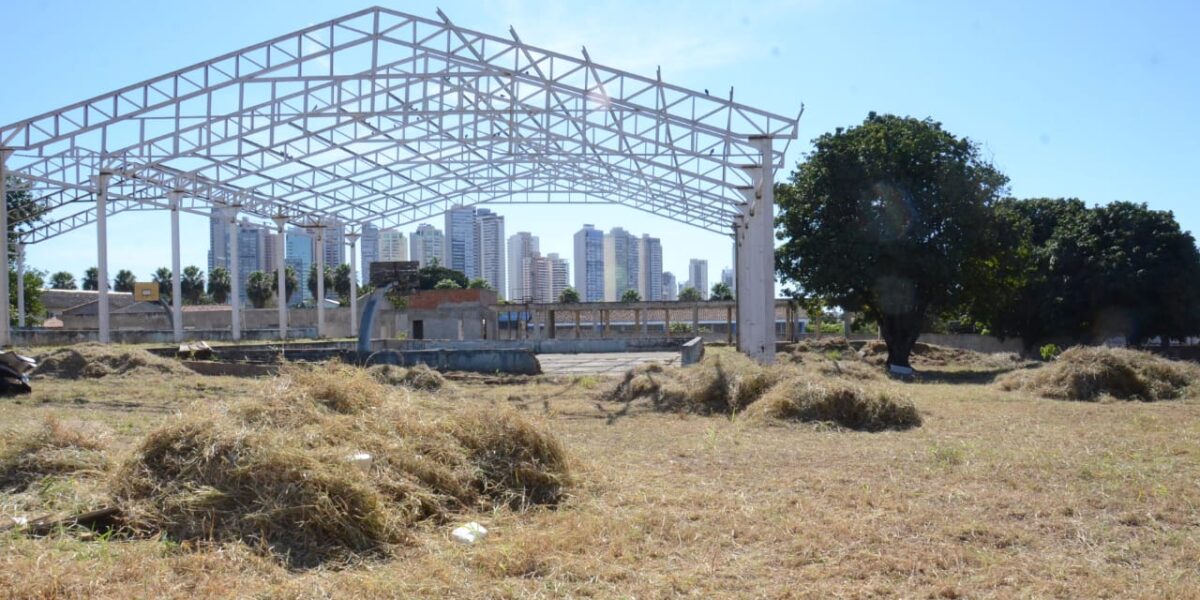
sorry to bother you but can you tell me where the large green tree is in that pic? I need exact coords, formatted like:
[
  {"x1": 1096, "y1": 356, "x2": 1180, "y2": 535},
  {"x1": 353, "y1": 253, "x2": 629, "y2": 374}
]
[
  {"x1": 710, "y1": 282, "x2": 734, "y2": 301},
  {"x1": 417, "y1": 263, "x2": 468, "y2": 290},
  {"x1": 776, "y1": 113, "x2": 1008, "y2": 369},
  {"x1": 558, "y1": 287, "x2": 581, "y2": 303},
  {"x1": 972, "y1": 198, "x2": 1200, "y2": 347},
  {"x1": 333, "y1": 263, "x2": 354, "y2": 302},
  {"x1": 307, "y1": 264, "x2": 335, "y2": 303},
  {"x1": 207, "y1": 266, "x2": 231, "y2": 304},
  {"x1": 678, "y1": 287, "x2": 702, "y2": 302},
  {"x1": 152, "y1": 267, "x2": 172, "y2": 298}
]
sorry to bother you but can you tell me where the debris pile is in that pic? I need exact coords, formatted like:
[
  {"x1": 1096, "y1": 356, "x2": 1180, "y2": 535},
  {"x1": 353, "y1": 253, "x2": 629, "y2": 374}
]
[
  {"x1": 997, "y1": 346, "x2": 1200, "y2": 401},
  {"x1": 33, "y1": 343, "x2": 191, "y2": 379},
  {"x1": 112, "y1": 361, "x2": 571, "y2": 567}
]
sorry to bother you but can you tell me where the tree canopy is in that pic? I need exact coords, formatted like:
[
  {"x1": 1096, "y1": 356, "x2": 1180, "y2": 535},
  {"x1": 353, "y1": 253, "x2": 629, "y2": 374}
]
[
  {"x1": 307, "y1": 264, "x2": 335, "y2": 303},
  {"x1": 418, "y1": 264, "x2": 468, "y2": 290},
  {"x1": 558, "y1": 287, "x2": 581, "y2": 303},
  {"x1": 710, "y1": 282, "x2": 734, "y2": 301},
  {"x1": 246, "y1": 271, "x2": 274, "y2": 309},
  {"x1": 49, "y1": 271, "x2": 77, "y2": 290},
  {"x1": 620, "y1": 289, "x2": 641, "y2": 303},
  {"x1": 182, "y1": 266, "x2": 205, "y2": 304},
  {"x1": 467, "y1": 277, "x2": 493, "y2": 290},
  {"x1": 113, "y1": 269, "x2": 137, "y2": 293},
  {"x1": 82, "y1": 267, "x2": 99, "y2": 291},
  {"x1": 433, "y1": 278, "x2": 462, "y2": 290},
  {"x1": 272, "y1": 265, "x2": 299, "y2": 305},
  {"x1": 207, "y1": 267, "x2": 231, "y2": 304},
  {"x1": 678, "y1": 287, "x2": 702, "y2": 302},
  {"x1": 776, "y1": 112, "x2": 1009, "y2": 368}
]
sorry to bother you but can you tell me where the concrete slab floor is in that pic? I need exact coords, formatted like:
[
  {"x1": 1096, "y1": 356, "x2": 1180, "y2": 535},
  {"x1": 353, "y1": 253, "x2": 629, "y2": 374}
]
[{"x1": 536, "y1": 352, "x2": 680, "y2": 376}]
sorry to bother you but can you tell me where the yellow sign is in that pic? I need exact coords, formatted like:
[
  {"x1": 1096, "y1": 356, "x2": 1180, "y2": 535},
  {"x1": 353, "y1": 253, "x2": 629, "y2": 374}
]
[{"x1": 133, "y1": 282, "x2": 160, "y2": 302}]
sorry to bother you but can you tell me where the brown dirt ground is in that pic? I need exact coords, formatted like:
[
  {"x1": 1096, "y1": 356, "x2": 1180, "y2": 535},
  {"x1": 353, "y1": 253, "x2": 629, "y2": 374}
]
[{"x1": 1, "y1": 350, "x2": 1199, "y2": 598}]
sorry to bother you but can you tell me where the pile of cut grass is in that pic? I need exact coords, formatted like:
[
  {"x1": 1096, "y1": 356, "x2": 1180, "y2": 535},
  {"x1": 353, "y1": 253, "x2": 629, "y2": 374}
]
[
  {"x1": 603, "y1": 353, "x2": 920, "y2": 430},
  {"x1": 112, "y1": 361, "x2": 571, "y2": 568},
  {"x1": 997, "y1": 346, "x2": 1200, "y2": 402},
  {"x1": 858, "y1": 340, "x2": 1020, "y2": 369},
  {"x1": 368, "y1": 363, "x2": 448, "y2": 391},
  {"x1": 33, "y1": 343, "x2": 191, "y2": 379},
  {"x1": 0, "y1": 417, "x2": 111, "y2": 491},
  {"x1": 742, "y1": 376, "x2": 922, "y2": 431}
]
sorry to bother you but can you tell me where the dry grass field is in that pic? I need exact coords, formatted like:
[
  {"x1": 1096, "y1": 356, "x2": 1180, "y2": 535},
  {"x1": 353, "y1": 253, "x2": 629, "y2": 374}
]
[{"x1": 2, "y1": 345, "x2": 1199, "y2": 599}]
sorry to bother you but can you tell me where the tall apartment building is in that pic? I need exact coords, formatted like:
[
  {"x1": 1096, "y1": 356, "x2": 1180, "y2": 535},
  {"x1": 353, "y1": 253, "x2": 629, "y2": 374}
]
[
  {"x1": 573, "y1": 225, "x2": 605, "y2": 302},
  {"x1": 721, "y1": 267, "x2": 734, "y2": 289},
  {"x1": 603, "y1": 227, "x2": 639, "y2": 301},
  {"x1": 662, "y1": 271, "x2": 678, "y2": 301},
  {"x1": 262, "y1": 231, "x2": 278, "y2": 275},
  {"x1": 321, "y1": 220, "x2": 345, "y2": 268},
  {"x1": 378, "y1": 229, "x2": 408, "y2": 261},
  {"x1": 444, "y1": 205, "x2": 477, "y2": 279},
  {"x1": 360, "y1": 223, "x2": 379, "y2": 285},
  {"x1": 638, "y1": 234, "x2": 663, "y2": 301},
  {"x1": 207, "y1": 207, "x2": 231, "y2": 274},
  {"x1": 527, "y1": 252, "x2": 569, "y2": 303},
  {"x1": 284, "y1": 228, "x2": 315, "y2": 306},
  {"x1": 474, "y1": 208, "x2": 506, "y2": 297},
  {"x1": 688, "y1": 258, "x2": 709, "y2": 300},
  {"x1": 409, "y1": 223, "x2": 444, "y2": 268},
  {"x1": 234, "y1": 221, "x2": 266, "y2": 304},
  {"x1": 506, "y1": 232, "x2": 539, "y2": 301}
]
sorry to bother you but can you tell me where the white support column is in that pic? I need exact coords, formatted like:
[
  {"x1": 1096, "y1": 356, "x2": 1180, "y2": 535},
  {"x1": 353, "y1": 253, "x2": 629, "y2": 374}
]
[
  {"x1": 0, "y1": 148, "x2": 12, "y2": 345},
  {"x1": 315, "y1": 224, "x2": 326, "y2": 338},
  {"x1": 169, "y1": 191, "x2": 184, "y2": 343},
  {"x1": 15, "y1": 242, "x2": 26, "y2": 328},
  {"x1": 736, "y1": 136, "x2": 777, "y2": 364},
  {"x1": 228, "y1": 207, "x2": 242, "y2": 341},
  {"x1": 346, "y1": 232, "x2": 360, "y2": 338},
  {"x1": 273, "y1": 215, "x2": 288, "y2": 340},
  {"x1": 95, "y1": 171, "x2": 112, "y2": 344}
]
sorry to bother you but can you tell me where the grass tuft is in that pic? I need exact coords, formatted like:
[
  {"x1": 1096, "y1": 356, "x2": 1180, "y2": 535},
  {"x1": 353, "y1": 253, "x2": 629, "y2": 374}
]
[
  {"x1": 742, "y1": 376, "x2": 922, "y2": 431},
  {"x1": 0, "y1": 417, "x2": 111, "y2": 491},
  {"x1": 367, "y1": 363, "x2": 448, "y2": 391},
  {"x1": 997, "y1": 346, "x2": 1200, "y2": 401}
]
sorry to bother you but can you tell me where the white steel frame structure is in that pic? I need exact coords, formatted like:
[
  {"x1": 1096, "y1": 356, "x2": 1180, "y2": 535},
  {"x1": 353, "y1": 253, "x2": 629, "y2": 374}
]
[{"x1": 0, "y1": 6, "x2": 799, "y2": 362}]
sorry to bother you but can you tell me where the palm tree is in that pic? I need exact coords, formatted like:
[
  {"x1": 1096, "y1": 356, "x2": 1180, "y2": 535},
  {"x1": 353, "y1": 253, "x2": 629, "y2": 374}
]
[
  {"x1": 333, "y1": 263, "x2": 353, "y2": 302},
  {"x1": 113, "y1": 269, "x2": 137, "y2": 293},
  {"x1": 152, "y1": 267, "x2": 172, "y2": 299},
  {"x1": 558, "y1": 287, "x2": 581, "y2": 303},
  {"x1": 307, "y1": 264, "x2": 335, "y2": 302},
  {"x1": 678, "y1": 287, "x2": 702, "y2": 302},
  {"x1": 710, "y1": 282, "x2": 734, "y2": 301},
  {"x1": 49, "y1": 271, "x2": 77, "y2": 290},
  {"x1": 81, "y1": 267, "x2": 99, "y2": 291},
  {"x1": 272, "y1": 265, "x2": 299, "y2": 305},
  {"x1": 181, "y1": 265, "x2": 205, "y2": 304},
  {"x1": 246, "y1": 271, "x2": 274, "y2": 309},
  {"x1": 620, "y1": 289, "x2": 642, "y2": 303},
  {"x1": 207, "y1": 266, "x2": 231, "y2": 304}
]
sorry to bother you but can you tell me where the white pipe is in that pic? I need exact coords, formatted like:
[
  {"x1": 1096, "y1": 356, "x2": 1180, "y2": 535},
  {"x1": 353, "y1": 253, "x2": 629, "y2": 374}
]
[
  {"x1": 346, "y1": 232, "x2": 360, "y2": 338},
  {"x1": 96, "y1": 172, "x2": 111, "y2": 344},
  {"x1": 273, "y1": 215, "x2": 288, "y2": 340},
  {"x1": 15, "y1": 242, "x2": 25, "y2": 328},
  {"x1": 228, "y1": 208, "x2": 241, "y2": 341},
  {"x1": 170, "y1": 192, "x2": 184, "y2": 343},
  {"x1": 0, "y1": 149, "x2": 11, "y2": 345},
  {"x1": 316, "y1": 225, "x2": 325, "y2": 338}
]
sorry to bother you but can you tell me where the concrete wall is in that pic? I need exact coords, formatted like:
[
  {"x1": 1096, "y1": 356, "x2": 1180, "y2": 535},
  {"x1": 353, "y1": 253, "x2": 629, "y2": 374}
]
[{"x1": 12, "y1": 327, "x2": 316, "y2": 346}]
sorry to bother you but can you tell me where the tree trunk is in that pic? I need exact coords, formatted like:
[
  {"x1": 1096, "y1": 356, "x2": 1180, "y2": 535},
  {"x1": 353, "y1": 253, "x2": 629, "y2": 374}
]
[{"x1": 878, "y1": 309, "x2": 924, "y2": 369}]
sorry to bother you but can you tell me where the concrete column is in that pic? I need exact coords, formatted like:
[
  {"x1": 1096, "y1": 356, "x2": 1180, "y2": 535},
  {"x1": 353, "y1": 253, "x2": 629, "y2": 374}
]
[
  {"x1": 315, "y1": 225, "x2": 326, "y2": 338},
  {"x1": 227, "y1": 207, "x2": 241, "y2": 341},
  {"x1": 574, "y1": 310, "x2": 581, "y2": 338},
  {"x1": 603, "y1": 309, "x2": 610, "y2": 337},
  {"x1": 95, "y1": 171, "x2": 112, "y2": 344},
  {"x1": 15, "y1": 242, "x2": 25, "y2": 328},
  {"x1": 169, "y1": 191, "x2": 184, "y2": 343},
  {"x1": 735, "y1": 136, "x2": 777, "y2": 364},
  {"x1": 272, "y1": 215, "x2": 288, "y2": 340},
  {"x1": 664, "y1": 308, "x2": 671, "y2": 338},
  {"x1": 692, "y1": 305, "x2": 700, "y2": 334},
  {"x1": 548, "y1": 310, "x2": 556, "y2": 339},
  {"x1": 346, "y1": 232, "x2": 360, "y2": 338},
  {"x1": 0, "y1": 148, "x2": 9, "y2": 345}
]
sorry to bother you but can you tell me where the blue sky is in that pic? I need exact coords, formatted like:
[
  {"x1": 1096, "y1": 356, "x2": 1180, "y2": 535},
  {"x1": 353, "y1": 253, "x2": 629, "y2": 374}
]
[{"x1": 2, "y1": 0, "x2": 1197, "y2": 289}]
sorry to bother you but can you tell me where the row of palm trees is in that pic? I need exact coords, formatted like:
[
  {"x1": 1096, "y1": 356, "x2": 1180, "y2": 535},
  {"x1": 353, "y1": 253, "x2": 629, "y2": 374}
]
[{"x1": 46, "y1": 264, "x2": 361, "y2": 308}]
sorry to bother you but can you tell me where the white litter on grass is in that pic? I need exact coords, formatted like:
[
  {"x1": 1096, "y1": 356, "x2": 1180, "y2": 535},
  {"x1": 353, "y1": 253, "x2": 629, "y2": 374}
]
[
  {"x1": 345, "y1": 452, "x2": 373, "y2": 472},
  {"x1": 451, "y1": 521, "x2": 488, "y2": 544},
  {"x1": 10, "y1": 516, "x2": 28, "y2": 526}
]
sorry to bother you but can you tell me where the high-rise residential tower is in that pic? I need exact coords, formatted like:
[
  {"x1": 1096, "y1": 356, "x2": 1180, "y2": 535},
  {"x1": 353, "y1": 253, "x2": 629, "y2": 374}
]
[
  {"x1": 528, "y1": 252, "x2": 569, "y2": 303},
  {"x1": 573, "y1": 225, "x2": 605, "y2": 302},
  {"x1": 603, "y1": 227, "x2": 639, "y2": 301},
  {"x1": 444, "y1": 205, "x2": 477, "y2": 279},
  {"x1": 638, "y1": 234, "x2": 663, "y2": 301},
  {"x1": 409, "y1": 223, "x2": 444, "y2": 268},
  {"x1": 474, "y1": 208, "x2": 506, "y2": 297},
  {"x1": 378, "y1": 229, "x2": 408, "y2": 261},
  {"x1": 662, "y1": 271, "x2": 678, "y2": 301},
  {"x1": 284, "y1": 228, "x2": 315, "y2": 306},
  {"x1": 507, "y1": 232, "x2": 539, "y2": 301},
  {"x1": 360, "y1": 223, "x2": 379, "y2": 285},
  {"x1": 688, "y1": 259, "x2": 709, "y2": 300}
]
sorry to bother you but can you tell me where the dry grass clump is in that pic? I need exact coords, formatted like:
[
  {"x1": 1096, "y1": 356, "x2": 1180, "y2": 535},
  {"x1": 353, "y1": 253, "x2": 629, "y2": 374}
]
[
  {"x1": 279, "y1": 361, "x2": 386, "y2": 414},
  {"x1": 367, "y1": 363, "x2": 448, "y2": 391},
  {"x1": 605, "y1": 354, "x2": 780, "y2": 414},
  {"x1": 781, "y1": 351, "x2": 884, "y2": 380},
  {"x1": 0, "y1": 417, "x2": 111, "y2": 491},
  {"x1": 997, "y1": 346, "x2": 1200, "y2": 402},
  {"x1": 111, "y1": 363, "x2": 571, "y2": 568},
  {"x1": 859, "y1": 340, "x2": 1020, "y2": 369},
  {"x1": 742, "y1": 376, "x2": 922, "y2": 431},
  {"x1": 33, "y1": 343, "x2": 192, "y2": 379},
  {"x1": 603, "y1": 352, "x2": 920, "y2": 431}
]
